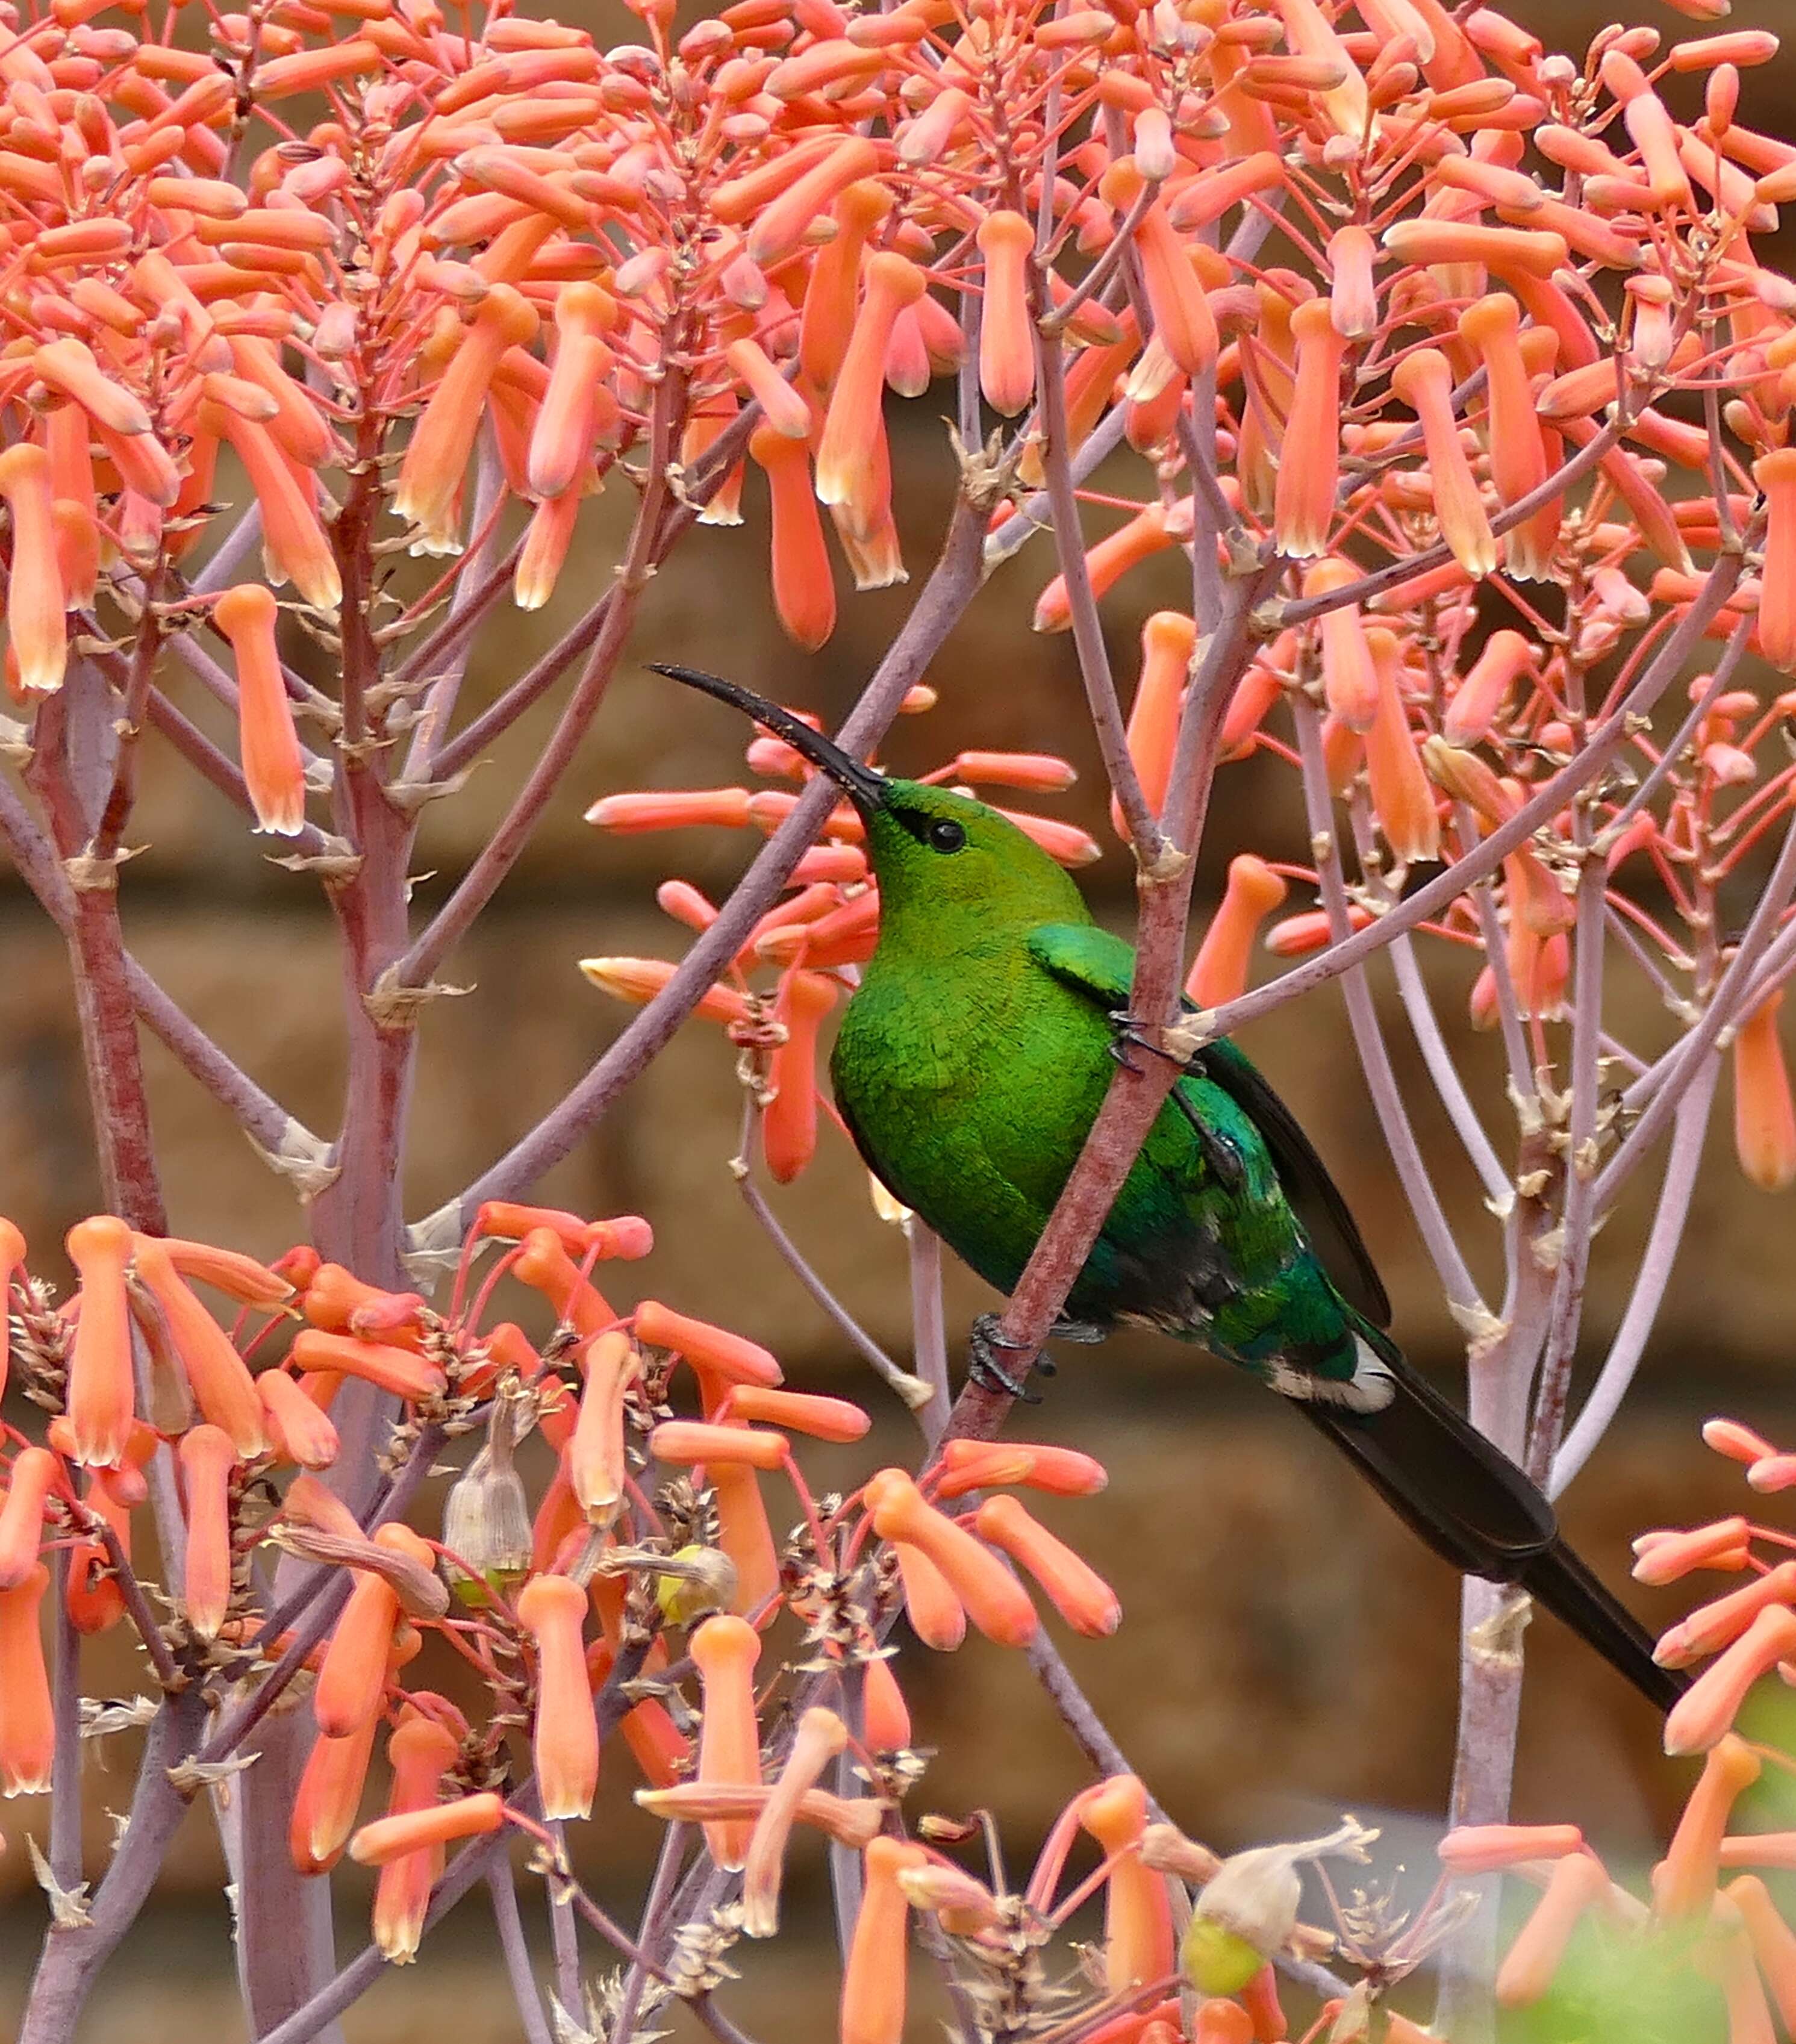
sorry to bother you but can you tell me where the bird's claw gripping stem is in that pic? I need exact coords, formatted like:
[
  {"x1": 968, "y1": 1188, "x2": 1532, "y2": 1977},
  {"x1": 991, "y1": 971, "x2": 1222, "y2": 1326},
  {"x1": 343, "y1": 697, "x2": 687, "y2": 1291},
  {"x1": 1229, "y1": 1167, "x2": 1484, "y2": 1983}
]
[
  {"x1": 967, "y1": 1312, "x2": 1050, "y2": 1401},
  {"x1": 1107, "y1": 1009, "x2": 1193, "y2": 1076}
]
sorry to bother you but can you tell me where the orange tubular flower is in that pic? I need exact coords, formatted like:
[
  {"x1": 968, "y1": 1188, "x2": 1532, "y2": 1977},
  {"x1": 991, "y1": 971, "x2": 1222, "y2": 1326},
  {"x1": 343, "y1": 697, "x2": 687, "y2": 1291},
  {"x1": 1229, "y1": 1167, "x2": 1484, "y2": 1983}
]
[
  {"x1": 1327, "y1": 225, "x2": 1377, "y2": 341},
  {"x1": 1458, "y1": 293, "x2": 1556, "y2": 579},
  {"x1": 726, "y1": 339, "x2": 811, "y2": 444},
  {"x1": 1390, "y1": 347, "x2": 1497, "y2": 578},
  {"x1": 1080, "y1": 1774, "x2": 1173, "y2": 1993},
  {"x1": 976, "y1": 210, "x2": 1036, "y2": 417},
  {"x1": 1274, "y1": 301, "x2": 1346, "y2": 559},
  {"x1": 814, "y1": 251, "x2": 926, "y2": 532},
  {"x1": 1735, "y1": 991, "x2": 1796, "y2": 1192},
  {"x1": 292, "y1": 1697, "x2": 379, "y2": 1875},
  {"x1": 568, "y1": 1329, "x2": 638, "y2": 1524},
  {"x1": 727, "y1": 1387, "x2": 870, "y2": 1442},
  {"x1": 800, "y1": 179, "x2": 893, "y2": 394},
  {"x1": 634, "y1": 1301, "x2": 782, "y2": 1408},
  {"x1": 1754, "y1": 450, "x2": 1796, "y2": 674},
  {"x1": 517, "y1": 1574, "x2": 599, "y2": 1820},
  {"x1": 1633, "y1": 1515, "x2": 1753, "y2": 1584},
  {"x1": 1104, "y1": 161, "x2": 1216, "y2": 381},
  {"x1": 352, "y1": 1791, "x2": 505, "y2": 1866},
  {"x1": 1439, "y1": 1824, "x2": 1586, "y2": 1875},
  {"x1": 0, "y1": 1448, "x2": 58, "y2": 1589},
  {"x1": 1657, "y1": 1562, "x2": 1796, "y2": 1669},
  {"x1": 894, "y1": 1538, "x2": 967, "y2": 1650},
  {"x1": 1664, "y1": 1611, "x2": 1796, "y2": 1758},
  {"x1": 513, "y1": 1226, "x2": 617, "y2": 1336},
  {"x1": 197, "y1": 400, "x2": 342, "y2": 612},
  {"x1": 1602, "y1": 51, "x2": 1694, "y2": 212},
  {"x1": 974, "y1": 1496, "x2": 1120, "y2": 1637},
  {"x1": 292, "y1": 1330, "x2": 447, "y2": 1404},
  {"x1": 1034, "y1": 505, "x2": 1182, "y2": 633},
  {"x1": 690, "y1": 1613, "x2": 763, "y2": 1871},
  {"x1": 1444, "y1": 629, "x2": 1533, "y2": 746},
  {"x1": 66, "y1": 1215, "x2": 134, "y2": 1469},
  {"x1": 1113, "y1": 611, "x2": 1196, "y2": 838},
  {"x1": 750, "y1": 426, "x2": 836, "y2": 652},
  {"x1": 651, "y1": 1421, "x2": 788, "y2": 1471},
  {"x1": 1494, "y1": 1851, "x2": 1610, "y2": 2007},
  {"x1": 1305, "y1": 559, "x2": 1377, "y2": 731},
  {"x1": 514, "y1": 488, "x2": 582, "y2": 613},
  {"x1": 133, "y1": 1235, "x2": 268, "y2": 1456},
  {"x1": 862, "y1": 1654, "x2": 911, "y2": 1752},
  {"x1": 765, "y1": 970, "x2": 838, "y2": 1183},
  {"x1": 746, "y1": 136, "x2": 881, "y2": 271},
  {"x1": 162, "y1": 1236, "x2": 293, "y2": 1307},
  {"x1": 0, "y1": 445, "x2": 67, "y2": 695},
  {"x1": 1364, "y1": 627, "x2": 1440, "y2": 865},
  {"x1": 841, "y1": 1836, "x2": 929, "y2": 2044},
  {"x1": 261, "y1": 1367, "x2": 340, "y2": 1471},
  {"x1": 1657, "y1": 1736, "x2": 1762, "y2": 1913},
  {"x1": 527, "y1": 281, "x2": 616, "y2": 502},
  {"x1": 933, "y1": 1441, "x2": 1109, "y2": 1500},
  {"x1": 742, "y1": 1704, "x2": 848, "y2": 1937},
  {"x1": 314, "y1": 1565, "x2": 403, "y2": 1740},
  {"x1": 1186, "y1": 855, "x2": 1287, "y2": 1008},
  {"x1": 868, "y1": 1469, "x2": 1037, "y2": 1647},
  {"x1": 0, "y1": 1565, "x2": 54, "y2": 1796},
  {"x1": 372, "y1": 1710, "x2": 462, "y2": 1964},
  {"x1": 395, "y1": 284, "x2": 540, "y2": 536},
  {"x1": 178, "y1": 1425, "x2": 238, "y2": 1640}
]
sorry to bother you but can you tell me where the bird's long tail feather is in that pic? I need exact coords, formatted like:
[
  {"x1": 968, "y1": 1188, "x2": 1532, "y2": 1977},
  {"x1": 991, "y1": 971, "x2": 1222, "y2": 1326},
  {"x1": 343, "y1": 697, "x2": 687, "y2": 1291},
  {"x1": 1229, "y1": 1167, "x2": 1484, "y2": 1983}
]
[{"x1": 1296, "y1": 1328, "x2": 1685, "y2": 1713}]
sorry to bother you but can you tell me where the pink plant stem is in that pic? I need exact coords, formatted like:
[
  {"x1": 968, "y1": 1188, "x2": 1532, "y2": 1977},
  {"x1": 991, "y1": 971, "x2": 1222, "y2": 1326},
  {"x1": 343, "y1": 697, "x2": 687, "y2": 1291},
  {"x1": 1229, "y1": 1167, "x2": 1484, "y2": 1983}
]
[
  {"x1": 546, "y1": 1822, "x2": 582, "y2": 2013},
  {"x1": 1388, "y1": 929, "x2": 1510, "y2": 1207},
  {"x1": 404, "y1": 434, "x2": 507, "y2": 778},
  {"x1": 1601, "y1": 618, "x2": 1753, "y2": 843},
  {"x1": 1294, "y1": 700, "x2": 1482, "y2": 1312},
  {"x1": 613, "y1": 1821, "x2": 691, "y2": 2044},
  {"x1": 48, "y1": 1550, "x2": 82, "y2": 1890},
  {"x1": 486, "y1": 1860, "x2": 556, "y2": 2044},
  {"x1": 451, "y1": 488, "x2": 992, "y2": 1217},
  {"x1": 1032, "y1": 310, "x2": 1162, "y2": 857},
  {"x1": 1551, "y1": 1058, "x2": 1718, "y2": 1497},
  {"x1": 1206, "y1": 553, "x2": 1747, "y2": 1039},
  {"x1": 908, "y1": 1220, "x2": 951, "y2": 1442},
  {"x1": 428, "y1": 586, "x2": 619, "y2": 784}
]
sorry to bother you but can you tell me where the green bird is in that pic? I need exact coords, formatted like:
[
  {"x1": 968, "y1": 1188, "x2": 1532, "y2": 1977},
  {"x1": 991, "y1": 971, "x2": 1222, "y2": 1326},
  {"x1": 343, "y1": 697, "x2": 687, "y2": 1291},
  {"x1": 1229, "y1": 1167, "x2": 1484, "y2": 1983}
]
[{"x1": 651, "y1": 663, "x2": 1685, "y2": 1714}]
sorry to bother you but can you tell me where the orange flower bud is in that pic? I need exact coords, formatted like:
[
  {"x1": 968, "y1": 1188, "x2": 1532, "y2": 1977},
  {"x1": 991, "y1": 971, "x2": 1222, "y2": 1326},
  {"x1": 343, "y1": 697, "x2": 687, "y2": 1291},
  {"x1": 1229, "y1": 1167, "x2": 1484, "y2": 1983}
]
[
  {"x1": 1111, "y1": 165, "x2": 1217, "y2": 382},
  {"x1": 1664, "y1": 1613, "x2": 1796, "y2": 1759},
  {"x1": 0, "y1": 445, "x2": 67, "y2": 695},
  {"x1": 198, "y1": 402, "x2": 342, "y2": 611},
  {"x1": 1190, "y1": 2002, "x2": 1254, "y2": 2044},
  {"x1": 1364, "y1": 627, "x2": 1439, "y2": 865},
  {"x1": 579, "y1": 953, "x2": 755, "y2": 1027},
  {"x1": 1494, "y1": 1851, "x2": 1610, "y2": 2007},
  {"x1": 1080, "y1": 1774, "x2": 1173, "y2": 1992},
  {"x1": 514, "y1": 487, "x2": 582, "y2": 613},
  {"x1": 800, "y1": 179, "x2": 893, "y2": 393},
  {"x1": 314, "y1": 1568, "x2": 402, "y2": 1740},
  {"x1": 1601, "y1": 50, "x2": 1694, "y2": 211},
  {"x1": 897, "y1": 1860, "x2": 1005, "y2": 1935},
  {"x1": 932, "y1": 1441, "x2": 1109, "y2": 1499},
  {"x1": 395, "y1": 285, "x2": 539, "y2": 536},
  {"x1": 133, "y1": 1235, "x2": 268, "y2": 1456},
  {"x1": 1274, "y1": 301, "x2": 1346, "y2": 559},
  {"x1": 868, "y1": 1469, "x2": 1037, "y2": 1647},
  {"x1": 1112, "y1": 611, "x2": 1194, "y2": 838},
  {"x1": 727, "y1": 1387, "x2": 870, "y2": 1442},
  {"x1": 259, "y1": 1368, "x2": 340, "y2": 1470},
  {"x1": 66, "y1": 1215, "x2": 134, "y2": 1468},
  {"x1": 841, "y1": 1836, "x2": 928, "y2": 2044},
  {"x1": 0, "y1": 1448, "x2": 59, "y2": 1590},
  {"x1": 352, "y1": 1790, "x2": 505, "y2": 1866},
  {"x1": 1186, "y1": 855, "x2": 1288, "y2": 1007},
  {"x1": 1734, "y1": 991, "x2": 1796, "y2": 1192},
  {"x1": 291, "y1": 1330, "x2": 447, "y2": 1404},
  {"x1": 292, "y1": 1703, "x2": 379, "y2": 1875},
  {"x1": 976, "y1": 210, "x2": 1035, "y2": 417},
  {"x1": 747, "y1": 136, "x2": 880, "y2": 271},
  {"x1": 1657, "y1": 1734, "x2": 1762, "y2": 1912},
  {"x1": 1383, "y1": 218, "x2": 1567, "y2": 279},
  {"x1": 743, "y1": 1704, "x2": 847, "y2": 1936},
  {"x1": 1034, "y1": 505, "x2": 1182, "y2": 632},
  {"x1": 160, "y1": 1236, "x2": 292, "y2": 1307},
  {"x1": 975, "y1": 1495, "x2": 1120, "y2": 1637},
  {"x1": 815, "y1": 251, "x2": 926, "y2": 530},
  {"x1": 1726, "y1": 1878, "x2": 1796, "y2": 2033},
  {"x1": 1459, "y1": 294, "x2": 1557, "y2": 579},
  {"x1": 178, "y1": 1424, "x2": 238, "y2": 1639},
  {"x1": 726, "y1": 337, "x2": 811, "y2": 443},
  {"x1": 1444, "y1": 629, "x2": 1533, "y2": 746},
  {"x1": 1657, "y1": 1562, "x2": 1796, "y2": 1669},
  {"x1": 517, "y1": 1573, "x2": 599, "y2": 1820},
  {"x1": 1633, "y1": 1516, "x2": 1753, "y2": 1584},
  {"x1": 651, "y1": 1421, "x2": 789, "y2": 1471},
  {"x1": 1265, "y1": 905, "x2": 1374, "y2": 956},
  {"x1": 765, "y1": 969, "x2": 837, "y2": 1183},
  {"x1": 1303, "y1": 559, "x2": 1377, "y2": 731},
  {"x1": 527, "y1": 281, "x2": 616, "y2": 501},
  {"x1": 372, "y1": 1710, "x2": 461, "y2": 1963},
  {"x1": 1389, "y1": 348, "x2": 1497, "y2": 578},
  {"x1": 1327, "y1": 225, "x2": 1377, "y2": 340},
  {"x1": 1440, "y1": 1824, "x2": 1586, "y2": 1874},
  {"x1": 0, "y1": 1565, "x2": 54, "y2": 1795},
  {"x1": 1705, "y1": 1418, "x2": 1779, "y2": 1465},
  {"x1": 691, "y1": 1612, "x2": 762, "y2": 1870},
  {"x1": 750, "y1": 427, "x2": 836, "y2": 653},
  {"x1": 862, "y1": 1653, "x2": 911, "y2": 1751},
  {"x1": 634, "y1": 1301, "x2": 781, "y2": 1406}
]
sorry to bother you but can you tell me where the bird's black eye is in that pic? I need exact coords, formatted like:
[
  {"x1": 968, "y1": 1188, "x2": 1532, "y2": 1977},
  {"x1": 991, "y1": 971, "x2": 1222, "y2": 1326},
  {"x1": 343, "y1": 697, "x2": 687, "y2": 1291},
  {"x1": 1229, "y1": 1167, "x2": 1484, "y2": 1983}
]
[{"x1": 927, "y1": 818, "x2": 967, "y2": 853}]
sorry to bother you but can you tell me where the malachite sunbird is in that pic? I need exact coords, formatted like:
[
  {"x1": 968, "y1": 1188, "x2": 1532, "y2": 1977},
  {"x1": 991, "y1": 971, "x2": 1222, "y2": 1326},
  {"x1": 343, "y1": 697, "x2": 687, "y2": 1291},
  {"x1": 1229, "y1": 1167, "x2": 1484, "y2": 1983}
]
[{"x1": 650, "y1": 664, "x2": 1685, "y2": 1715}]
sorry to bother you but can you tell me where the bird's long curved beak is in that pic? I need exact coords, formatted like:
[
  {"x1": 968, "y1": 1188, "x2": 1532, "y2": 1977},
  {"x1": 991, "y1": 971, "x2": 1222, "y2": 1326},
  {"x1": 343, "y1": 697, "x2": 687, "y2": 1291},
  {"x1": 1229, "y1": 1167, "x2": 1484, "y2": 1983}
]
[{"x1": 646, "y1": 663, "x2": 889, "y2": 813}]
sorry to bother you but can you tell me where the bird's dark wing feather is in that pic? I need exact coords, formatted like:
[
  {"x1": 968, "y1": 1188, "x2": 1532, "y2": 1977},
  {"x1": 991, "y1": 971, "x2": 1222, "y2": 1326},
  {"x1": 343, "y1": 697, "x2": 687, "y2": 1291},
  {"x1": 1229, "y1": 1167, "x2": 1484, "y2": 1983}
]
[{"x1": 1026, "y1": 922, "x2": 1390, "y2": 1326}]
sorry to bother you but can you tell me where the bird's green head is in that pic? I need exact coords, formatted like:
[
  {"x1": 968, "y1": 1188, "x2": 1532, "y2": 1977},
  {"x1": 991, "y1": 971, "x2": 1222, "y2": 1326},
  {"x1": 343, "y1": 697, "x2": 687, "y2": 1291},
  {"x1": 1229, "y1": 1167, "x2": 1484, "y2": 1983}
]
[{"x1": 647, "y1": 664, "x2": 1088, "y2": 935}]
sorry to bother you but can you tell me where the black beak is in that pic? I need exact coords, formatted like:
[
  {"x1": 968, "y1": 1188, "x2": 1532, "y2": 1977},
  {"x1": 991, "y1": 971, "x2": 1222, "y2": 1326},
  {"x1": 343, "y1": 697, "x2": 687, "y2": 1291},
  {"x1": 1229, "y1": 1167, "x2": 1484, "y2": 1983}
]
[{"x1": 646, "y1": 663, "x2": 890, "y2": 813}]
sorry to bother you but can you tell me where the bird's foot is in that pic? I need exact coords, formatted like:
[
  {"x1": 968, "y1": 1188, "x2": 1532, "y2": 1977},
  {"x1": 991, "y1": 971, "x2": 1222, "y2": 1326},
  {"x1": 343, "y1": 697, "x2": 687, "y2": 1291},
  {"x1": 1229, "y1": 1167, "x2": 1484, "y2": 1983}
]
[
  {"x1": 1107, "y1": 1010, "x2": 1193, "y2": 1076},
  {"x1": 967, "y1": 1313, "x2": 1049, "y2": 1402}
]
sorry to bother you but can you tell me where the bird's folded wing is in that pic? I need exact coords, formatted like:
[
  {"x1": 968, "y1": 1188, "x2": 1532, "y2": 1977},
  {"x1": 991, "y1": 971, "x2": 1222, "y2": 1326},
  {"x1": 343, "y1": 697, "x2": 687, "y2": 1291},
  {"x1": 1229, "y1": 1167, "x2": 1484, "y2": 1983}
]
[{"x1": 1026, "y1": 921, "x2": 1391, "y2": 1327}]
